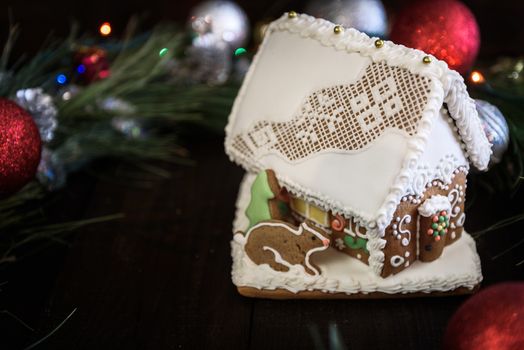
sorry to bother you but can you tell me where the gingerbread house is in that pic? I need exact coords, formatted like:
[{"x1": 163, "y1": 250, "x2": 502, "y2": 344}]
[{"x1": 225, "y1": 13, "x2": 491, "y2": 297}]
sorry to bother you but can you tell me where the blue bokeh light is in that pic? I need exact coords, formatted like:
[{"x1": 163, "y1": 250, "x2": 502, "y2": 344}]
[
  {"x1": 56, "y1": 74, "x2": 67, "y2": 85},
  {"x1": 77, "y1": 64, "x2": 86, "y2": 74}
]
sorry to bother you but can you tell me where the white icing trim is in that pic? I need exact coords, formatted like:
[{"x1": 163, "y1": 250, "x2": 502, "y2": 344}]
[
  {"x1": 418, "y1": 195, "x2": 452, "y2": 217},
  {"x1": 390, "y1": 255, "x2": 405, "y2": 268},
  {"x1": 343, "y1": 217, "x2": 368, "y2": 239},
  {"x1": 457, "y1": 213, "x2": 466, "y2": 227},
  {"x1": 443, "y1": 72, "x2": 492, "y2": 170},
  {"x1": 231, "y1": 231, "x2": 483, "y2": 294},
  {"x1": 397, "y1": 215, "x2": 412, "y2": 247},
  {"x1": 225, "y1": 13, "x2": 491, "y2": 276},
  {"x1": 405, "y1": 155, "x2": 467, "y2": 198}
]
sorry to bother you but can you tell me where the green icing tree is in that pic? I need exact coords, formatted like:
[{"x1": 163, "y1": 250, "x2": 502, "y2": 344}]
[
  {"x1": 344, "y1": 235, "x2": 369, "y2": 253},
  {"x1": 245, "y1": 170, "x2": 276, "y2": 230}
]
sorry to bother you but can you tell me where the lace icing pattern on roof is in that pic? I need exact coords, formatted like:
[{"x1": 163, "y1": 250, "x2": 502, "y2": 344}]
[{"x1": 231, "y1": 62, "x2": 432, "y2": 162}]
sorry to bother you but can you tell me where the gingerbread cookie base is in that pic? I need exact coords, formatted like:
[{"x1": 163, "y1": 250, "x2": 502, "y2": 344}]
[
  {"x1": 237, "y1": 285, "x2": 479, "y2": 300},
  {"x1": 232, "y1": 174, "x2": 482, "y2": 299}
]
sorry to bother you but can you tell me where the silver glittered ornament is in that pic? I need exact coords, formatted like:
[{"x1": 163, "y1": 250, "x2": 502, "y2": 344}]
[
  {"x1": 15, "y1": 88, "x2": 58, "y2": 143},
  {"x1": 185, "y1": 43, "x2": 231, "y2": 85},
  {"x1": 111, "y1": 117, "x2": 146, "y2": 139},
  {"x1": 58, "y1": 84, "x2": 82, "y2": 101},
  {"x1": 98, "y1": 96, "x2": 136, "y2": 115},
  {"x1": 37, "y1": 147, "x2": 66, "y2": 191},
  {"x1": 188, "y1": 1, "x2": 250, "y2": 49},
  {"x1": 475, "y1": 99, "x2": 510, "y2": 166},
  {"x1": 305, "y1": 0, "x2": 388, "y2": 37}
]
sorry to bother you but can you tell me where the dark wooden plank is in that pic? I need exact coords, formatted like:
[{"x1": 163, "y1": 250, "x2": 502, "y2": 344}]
[
  {"x1": 248, "y1": 294, "x2": 464, "y2": 350},
  {"x1": 38, "y1": 137, "x2": 252, "y2": 349}
]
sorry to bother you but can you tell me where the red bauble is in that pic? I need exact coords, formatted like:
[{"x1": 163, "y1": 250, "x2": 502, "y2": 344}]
[
  {"x1": 443, "y1": 282, "x2": 524, "y2": 350},
  {"x1": 390, "y1": 0, "x2": 480, "y2": 74},
  {"x1": 0, "y1": 99, "x2": 42, "y2": 195}
]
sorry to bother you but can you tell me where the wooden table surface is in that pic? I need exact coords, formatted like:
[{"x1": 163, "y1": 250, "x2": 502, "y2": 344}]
[{"x1": 1, "y1": 134, "x2": 523, "y2": 350}]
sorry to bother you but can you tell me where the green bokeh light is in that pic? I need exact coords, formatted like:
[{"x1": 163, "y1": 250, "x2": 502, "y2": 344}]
[
  {"x1": 159, "y1": 48, "x2": 169, "y2": 57},
  {"x1": 234, "y1": 47, "x2": 247, "y2": 56}
]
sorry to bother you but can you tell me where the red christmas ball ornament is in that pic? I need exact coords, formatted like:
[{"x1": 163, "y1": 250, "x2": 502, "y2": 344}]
[
  {"x1": 390, "y1": 0, "x2": 480, "y2": 74},
  {"x1": 0, "y1": 99, "x2": 42, "y2": 195},
  {"x1": 443, "y1": 282, "x2": 524, "y2": 350}
]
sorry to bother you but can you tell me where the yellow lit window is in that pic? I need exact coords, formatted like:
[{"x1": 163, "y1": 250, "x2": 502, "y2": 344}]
[
  {"x1": 291, "y1": 197, "x2": 307, "y2": 216},
  {"x1": 309, "y1": 204, "x2": 329, "y2": 226}
]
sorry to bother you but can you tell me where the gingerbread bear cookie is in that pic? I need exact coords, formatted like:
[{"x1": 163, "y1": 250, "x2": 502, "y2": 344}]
[{"x1": 243, "y1": 220, "x2": 330, "y2": 275}]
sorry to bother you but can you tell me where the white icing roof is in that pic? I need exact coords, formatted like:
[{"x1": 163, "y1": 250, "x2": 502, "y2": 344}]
[{"x1": 225, "y1": 13, "x2": 491, "y2": 232}]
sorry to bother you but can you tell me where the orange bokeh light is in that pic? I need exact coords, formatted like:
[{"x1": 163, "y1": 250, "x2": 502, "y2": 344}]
[
  {"x1": 470, "y1": 71, "x2": 485, "y2": 84},
  {"x1": 99, "y1": 22, "x2": 112, "y2": 36}
]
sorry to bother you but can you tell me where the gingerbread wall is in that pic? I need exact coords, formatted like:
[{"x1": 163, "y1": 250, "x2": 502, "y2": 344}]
[
  {"x1": 381, "y1": 169, "x2": 467, "y2": 277},
  {"x1": 285, "y1": 168, "x2": 467, "y2": 278}
]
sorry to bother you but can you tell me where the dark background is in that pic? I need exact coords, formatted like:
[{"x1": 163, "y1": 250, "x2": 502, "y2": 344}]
[
  {"x1": 1, "y1": 0, "x2": 524, "y2": 57},
  {"x1": 0, "y1": 1, "x2": 523, "y2": 349}
]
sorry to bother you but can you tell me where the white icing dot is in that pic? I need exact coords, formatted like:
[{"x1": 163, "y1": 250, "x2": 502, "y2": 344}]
[
  {"x1": 402, "y1": 197, "x2": 407, "y2": 202},
  {"x1": 393, "y1": 230, "x2": 398, "y2": 235},
  {"x1": 405, "y1": 261, "x2": 410, "y2": 267},
  {"x1": 432, "y1": 181, "x2": 437, "y2": 186},
  {"x1": 401, "y1": 238, "x2": 409, "y2": 246},
  {"x1": 390, "y1": 255, "x2": 405, "y2": 267},
  {"x1": 392, "y1": 224, "x2": 397, "y2": 229},
  {"x1": 396, "y1": 217, "x2": 401, "y2": 222},
  {"x1": 357, "y1": 254, "x2": 362, "y2": 259},
  {"x1": 460, "y1": 191, "x2": 464, "y2": 196},
  {"x1": 451, "y1": 231, "x2": 456, "y2": 239},
  {"x1": 455, "y1": 184, "x2": 460, "y2": 189},
  {"x1": 457, "y1": 198, "x2": 462, "y2": 203},
  {"x1": 453, "y1": 207, "x2": 460, "y2": 214},
  {"x1": 405, "y1": 251, "x2": 410, "y2": 257}
]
